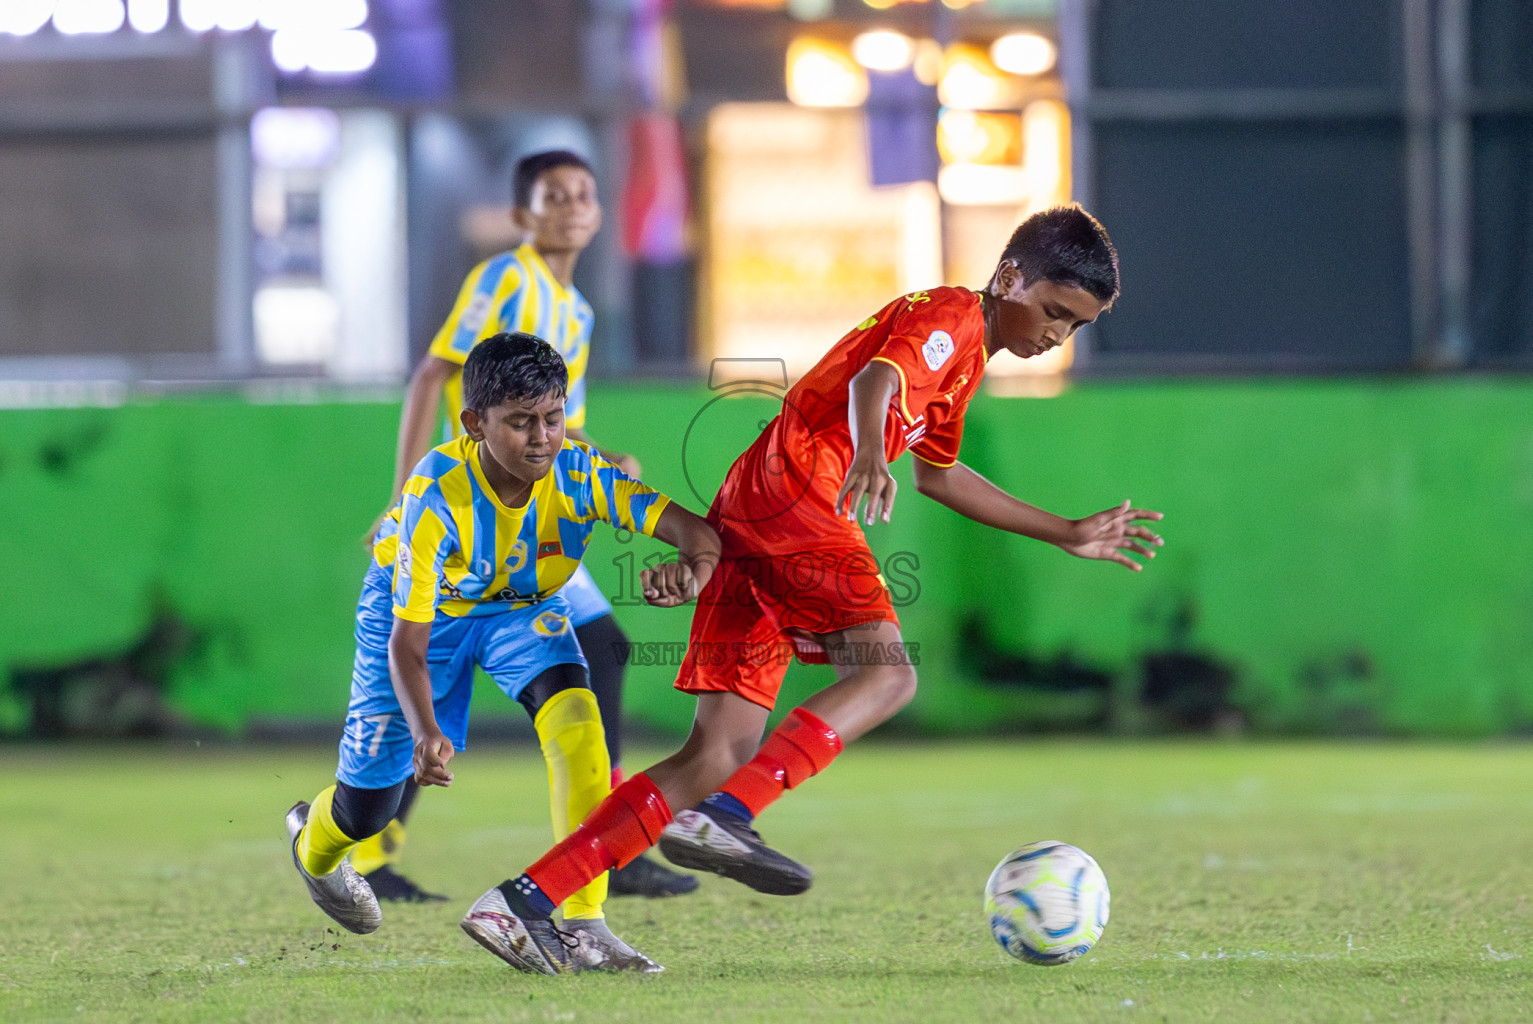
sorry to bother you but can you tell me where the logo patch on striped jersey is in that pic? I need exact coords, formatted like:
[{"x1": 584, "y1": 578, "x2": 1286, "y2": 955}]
[
  {"x1": 505, "y1": 540, "x2": 528, "y2": 573},
  {"x1": 537, "y1": 541, "x2": 563, "y2": 559},
  {"x1": 533, "y1": 611, "x2": 570, "y2": 636},
  {"x1": 923, "y1": 330, "x2": 955, "y2": 371}
]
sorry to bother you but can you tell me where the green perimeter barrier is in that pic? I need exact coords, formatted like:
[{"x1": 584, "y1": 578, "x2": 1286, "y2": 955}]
[{"x1": 1, "y1": 377, "x2": 1530, "y2": 738}]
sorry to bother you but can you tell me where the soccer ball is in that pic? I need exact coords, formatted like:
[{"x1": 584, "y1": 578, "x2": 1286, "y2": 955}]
[{"x1": 984, "y1": 841, "x2": 1110, "y2": 966}]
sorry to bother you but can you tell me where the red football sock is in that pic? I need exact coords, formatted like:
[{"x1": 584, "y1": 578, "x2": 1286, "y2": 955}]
[
  {"x1": 525, "y1": 772, "x2": 672, "y2": 907},
  {"x1": 720, "y1": 706, "x2": 844, "y2": 818}
]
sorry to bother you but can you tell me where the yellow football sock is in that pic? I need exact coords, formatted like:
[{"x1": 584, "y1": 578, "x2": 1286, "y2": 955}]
[
  {"x1": 534, "y1": 687, "x2": 611, "y2": 920},
  {"x1": 297, "y1": 785, "x2": 360, "y2": 878},
  {"x1": 349, "y1": 818, "x2": 405, "y2": 876}
]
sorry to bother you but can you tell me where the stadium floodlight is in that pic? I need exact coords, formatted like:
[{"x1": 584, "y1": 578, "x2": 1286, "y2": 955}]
[
  {"x1": 53, "y1": 0, "x2": 126, "y2": 35},
  {"x1": 786, "y1": 38, "x2": 868, "y2": 108},
  {"x1": 851, "y1": 30, "x2": 914, "y2": 72},
  {"x1": 1, "y1": 0, "x2": 57, "y2": 35},
  {"x1": 990, "y1": 32, "x2": 1056, "y2": 77},
  {"x1": 259, "y1": 0, "x2": 368, "y2": 32},
  {"x1": 126, "y1": 0, "x2": 168, "y2": 33},
  {"x1": 272, "y1": 27, "x2": 376, "y2": 74}
]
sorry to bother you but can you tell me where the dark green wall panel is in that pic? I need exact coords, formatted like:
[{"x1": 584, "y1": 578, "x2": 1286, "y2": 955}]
[{"x1": 2, "y1": 378, "x2": 1529, "y2": 737}]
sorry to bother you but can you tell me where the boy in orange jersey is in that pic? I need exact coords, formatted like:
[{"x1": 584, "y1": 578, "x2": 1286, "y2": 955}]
[{"x1": 452, "y1": 205, "x2": 1165, "y2": 974}]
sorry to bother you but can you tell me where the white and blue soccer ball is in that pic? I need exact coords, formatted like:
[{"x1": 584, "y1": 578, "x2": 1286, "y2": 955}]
[{"x1": 984, "y1": 840, "x2": 1110, "y2": 966}]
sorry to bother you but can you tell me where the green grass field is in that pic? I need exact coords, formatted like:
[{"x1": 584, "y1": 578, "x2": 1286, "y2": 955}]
[{"x1": 2, "y1": 740, "x2": 1530, "y2": 1023}]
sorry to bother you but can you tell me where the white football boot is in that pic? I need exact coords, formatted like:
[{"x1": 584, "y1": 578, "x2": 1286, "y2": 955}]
[
  {"x1": 564, "y1": 918, "x2": 664, "y2": 974},
  {"x1": 284, "y1": 801, "x2": 382, "y2": 934},
  {"x1": 460, "y1": 886, "x2": 575, "y2": 975}
]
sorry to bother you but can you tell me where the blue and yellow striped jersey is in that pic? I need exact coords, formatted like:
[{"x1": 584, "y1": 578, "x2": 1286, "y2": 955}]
[
  {"x1": 374, "y1": 434, "x2": 670, "y2": 622},
  {"x1": 428, "y1": 243, "x2": 595, "y2": 432}
]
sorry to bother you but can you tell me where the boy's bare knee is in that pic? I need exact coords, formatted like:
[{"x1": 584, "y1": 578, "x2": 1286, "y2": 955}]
[
  {"x1": 870, "y1": 663, "x2": 918, "y2": 716},
  {"x1": 888, "y1": 664, "x2": 918, "y2": 711},
  {"x1": 683, "y1": 727, "x2": 752, "y2": 772}
]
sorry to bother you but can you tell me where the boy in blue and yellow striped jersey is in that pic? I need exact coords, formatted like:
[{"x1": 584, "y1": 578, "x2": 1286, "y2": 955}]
[
  {"x1": 361, "y1": 151, "x2": 696, "y2": 902},
  {"x1": 286, "y1": 332, "x2": 719, "y2": 973}
]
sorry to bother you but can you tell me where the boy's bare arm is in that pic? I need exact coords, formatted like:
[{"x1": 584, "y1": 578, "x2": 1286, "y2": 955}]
[
  {"x1": 387, "y1": 617, "x2": 455, "y2": 786},
  {"x1": 640, "y1": 503, "x2": 722, "y2": 607},
  {"x1": 913, "y1": 459, "x2": 1164, "y2": 572},
  {"x1": 393, "y1": 356, "x2": 459, "y2": 500},
  {"x1": 837, "y1": 360, "x2": 901, "y2": 524}
]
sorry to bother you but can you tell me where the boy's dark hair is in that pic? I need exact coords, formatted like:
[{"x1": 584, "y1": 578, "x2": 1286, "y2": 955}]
[
  {"x1": 1000, "y1": 204, "x2": 1120, "y2": 303},
  {"x1": 512, "y1": 150, "x2": 595, "y2": 209},
  {"x1": 462, "y1": 332, "x2": 568, "y2": 414}
]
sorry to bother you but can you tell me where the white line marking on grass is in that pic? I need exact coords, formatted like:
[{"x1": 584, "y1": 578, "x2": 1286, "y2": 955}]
[
  {"x1": 1148, "y1": 950, "x2": 1341, "y2": 962},
  {"x1": 1149, "y1": 944, "x2": 1524, "y2": 964}
]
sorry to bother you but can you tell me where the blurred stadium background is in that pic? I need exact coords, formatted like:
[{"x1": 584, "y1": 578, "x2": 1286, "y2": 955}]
[
  {"x1": 6, "y1": 3, "x2": 1533, "y2": 1021},
  {"x1": 2, "y1": 0, "x2": 1531, "y2": 745}
]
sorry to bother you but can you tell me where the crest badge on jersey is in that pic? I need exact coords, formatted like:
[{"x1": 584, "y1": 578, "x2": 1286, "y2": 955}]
[
  {"x1": 462, "y1": 292, "x2": 493, "y2": 333},
  {"x1": 532, "y1": 611, "x2": 570, "y2": 637},
  {"x1": 504, "y1": 540, "x2": 528, "y2": 573},
  {"x1": 923, "y1": 330, "x2": 955, "y2": 371}
]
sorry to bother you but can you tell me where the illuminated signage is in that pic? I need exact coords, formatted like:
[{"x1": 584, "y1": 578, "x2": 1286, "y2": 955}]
[{"x1": 2, "y1": 0, "x2": 378, "y2": 76}]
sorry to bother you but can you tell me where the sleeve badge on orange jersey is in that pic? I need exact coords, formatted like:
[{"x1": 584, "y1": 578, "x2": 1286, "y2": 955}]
[{"x1": 923, "y1": 330, "x2": 955, "y2": 370}]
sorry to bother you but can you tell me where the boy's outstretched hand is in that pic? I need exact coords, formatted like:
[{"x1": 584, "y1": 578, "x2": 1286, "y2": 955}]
[{"x1": 1058, "y1": 500, "x2": 1165, "y2": 571}]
